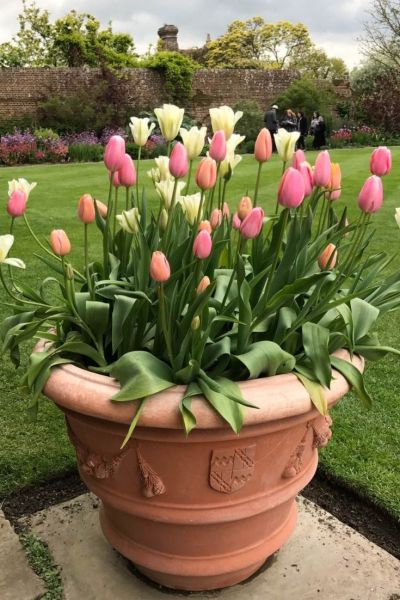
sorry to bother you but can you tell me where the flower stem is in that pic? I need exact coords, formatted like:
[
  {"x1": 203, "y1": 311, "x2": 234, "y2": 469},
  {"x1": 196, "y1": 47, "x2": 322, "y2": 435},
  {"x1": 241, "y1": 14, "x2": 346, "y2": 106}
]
[
  {"x1": 84, "y1": 224, "x2": 93, "y2": 298},
  {"x1": 103, "y1": 178, "x2": 114, "y2": 277},
  {"x1": 186, "y1": 159, "x2": 193, "y2": 194},
  {"x1": 159, "y1": 283, "x2": 174, "y2": 367},
  {"x1": 136, "y1": 146, "x2": 141, "y2": 206},
  {"x1": 253, "y1": 161, "x2": 263, "y2": 207},
  {"x1": 264, "y1": 208, "x2": 289, "y2": 303}
]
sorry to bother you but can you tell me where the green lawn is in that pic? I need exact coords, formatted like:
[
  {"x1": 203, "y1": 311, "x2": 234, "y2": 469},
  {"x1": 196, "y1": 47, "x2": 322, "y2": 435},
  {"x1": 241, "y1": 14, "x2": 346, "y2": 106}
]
[{"x1": 1, "y1": 149, "x2": 400, "y2": 518}]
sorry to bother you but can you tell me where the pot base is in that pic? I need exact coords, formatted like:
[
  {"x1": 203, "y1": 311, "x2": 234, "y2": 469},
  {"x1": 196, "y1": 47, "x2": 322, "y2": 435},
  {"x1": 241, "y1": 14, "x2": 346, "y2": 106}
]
[{"x1": 100, "y1": 501, "x2": 298, "y2": 591}]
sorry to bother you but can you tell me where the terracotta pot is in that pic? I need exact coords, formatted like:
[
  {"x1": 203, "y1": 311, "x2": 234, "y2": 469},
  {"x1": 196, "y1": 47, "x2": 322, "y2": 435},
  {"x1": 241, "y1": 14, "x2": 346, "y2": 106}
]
[{"x1": 43, "y1": 349, "x2": 363, "y2": 592}]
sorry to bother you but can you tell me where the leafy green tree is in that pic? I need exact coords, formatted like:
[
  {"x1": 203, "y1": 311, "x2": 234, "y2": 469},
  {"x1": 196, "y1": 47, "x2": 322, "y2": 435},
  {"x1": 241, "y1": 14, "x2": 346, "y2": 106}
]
[
  {"x1": 0, "y1": 1, "x2": 137, "y2": 68},
  {"x1": 145, "y1": 51, "x2": 198, "y2": 104},
  {"x1": 275, "y1": 78, "x2": 333, "y2": 117},
  {"x1": 292, "y1": 47, "x2": 347, "y2": 81}
]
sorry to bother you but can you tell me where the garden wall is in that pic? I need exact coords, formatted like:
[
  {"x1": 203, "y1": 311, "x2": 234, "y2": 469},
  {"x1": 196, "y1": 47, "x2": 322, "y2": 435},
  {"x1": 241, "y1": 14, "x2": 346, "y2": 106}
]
[{"x1": 0, "y1": 66, "x2": 347, "y2": 125}]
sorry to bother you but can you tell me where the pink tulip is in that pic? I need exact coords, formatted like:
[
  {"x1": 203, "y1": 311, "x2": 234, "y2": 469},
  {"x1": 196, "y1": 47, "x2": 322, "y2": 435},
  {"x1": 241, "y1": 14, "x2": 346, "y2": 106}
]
[
  {"x1": 222, "y1": 201, "x2": 230, "y2": 218},
  {"x1": 298, "y1": 162, "x2": 314, "y2": 197},
  {"x1": 118, "y1": 153, "x2": 137, "y2": 187},
  {"x1": 197, "y1": 275, "x2": 210, "y2": 294},
  {"x1": 313, "y1": 150, "x2": 331, "y2": 187},
  {"x1": 193, "y1": 230, "x2": 212, "y2": 259},
  {"x1": 278, "y1": 167, "x2": 305, "y2": 209},
  {"x1": 232, "y1": 212, "x2": 241, "y2": 229},
  {"x1": 150, "y1": 251, "x2": 170, "y2": 282},
  {"x1": 78, "y1": 194, "x2": 95, "y2": 224},
  {"x1": 210, "y1": 208, "x2": 222, "y2": 230},
  {"x1": 110, "y1": 171, "x2": 120, "y2": 188},
  {"x1": 240, "y1": 207, "x2": 265, "y2": 239},
  {"x1": 169, "y1": 142, "x2": 189, "y2": 178},
  {"x1": 104, "y1": 135, "x2": 125, "y2": 172},
  {"x1": 198, "y1": 220, "x2": 212, "y2": 234},
  {"x1": 209, "y1": 130, "x2": 227, "y2": 162},
  {"x1": 292, "y1": 149, "x2": 306, "y2": 170},
  {"x1": 95, "y1": 200, "x2": 108, "y2": 218},
  {"x1": 50, "y1": 229, "x2": 71, "y2": 257},
  {"x1": 254, "y1": 128, "x2": 272, "y2": 162},
  {"x1": 195, "y1": 157, "x2": 217, "y2": 190},
  {"x1": 370, "y1": 146, "x2": 392, "y2": 177},
  {"x1": 318, "y1": 243, "x2": 337, "y2": 270},
  {"x1": 238, "y1": 196, "x2": 252, "y2": 220},
  {"x1": 358, "y1": 175, "x2": 383, "y2": 213},
  {"x1": 7, "y1": 190, "x2": 27, "y2": 218}
]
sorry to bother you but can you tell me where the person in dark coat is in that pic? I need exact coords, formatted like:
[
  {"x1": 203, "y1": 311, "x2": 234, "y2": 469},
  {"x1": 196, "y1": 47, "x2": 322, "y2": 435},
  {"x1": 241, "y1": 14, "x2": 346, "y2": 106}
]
[
  {"x1": 312, "y1": 113, "x2": 327, "y2": 149},
  {"x1": 264, "y1": 104, "x2": 279, "y2": 151},
  {"x1": 280, "y1": 109, "x2": 298, "y2": 132},
  {"x1": 297, "y1": 111, "x2": 308, "y2": 150}
]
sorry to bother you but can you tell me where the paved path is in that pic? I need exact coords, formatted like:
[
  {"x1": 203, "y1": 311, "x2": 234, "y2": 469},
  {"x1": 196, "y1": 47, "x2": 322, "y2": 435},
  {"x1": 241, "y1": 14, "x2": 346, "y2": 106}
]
[{"x1": 12, "y1": 494, "x2": 399, "y2": 600}]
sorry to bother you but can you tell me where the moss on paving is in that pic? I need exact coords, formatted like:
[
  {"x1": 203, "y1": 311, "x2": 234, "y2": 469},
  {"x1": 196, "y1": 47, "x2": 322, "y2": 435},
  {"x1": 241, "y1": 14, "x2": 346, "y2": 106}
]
[
  {"x1": 0, "y1": 149, "x2": 399, "y2": 517},
  {"x1": 20, "y1": 532, "x2": 63, "y2": 599}
]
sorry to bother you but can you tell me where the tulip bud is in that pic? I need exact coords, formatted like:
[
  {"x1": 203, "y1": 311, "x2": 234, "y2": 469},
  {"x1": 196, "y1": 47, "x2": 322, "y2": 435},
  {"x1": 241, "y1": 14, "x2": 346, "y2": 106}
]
[
  {"x1": 318, "y1": 243, "x2": 337, "y2": 270},
  {"x1": 210, "y1": 208, "x2": 222, "y2": 230},
  {"x1": 116, "y1": 207, "x2": 140, "y2": 234},
  {"x1": 104, "y1": 135, "x2": 125, "y2": 172},
  {"x1": 238, "y1": 196, "x2": 252, "y2": 220},
  {"x1": 191, "y1": 316, "x2": 201, "y2": 330},
  {"x1": 7, "y1": 190, "x2": 27, "y2": 218},
  {"x1": 278, "y1": 168, "x2": 305, "y2": 209},
  {"x1": 358, "y1": 175, "x2": 384, "y2": 213},
  {"x1": 110, "y1": 171, "x2": 120, "y2": 188},
  {"x1": 232, "y1": 212, "x2": 241, "y2": 230},
  {"x1": 159, "y1": 208, "x2": 168, "y2": 233},
  {"x1": 197, "y1": 275, "x2": 210, "y2": 294},
  {"x1": 150, "y1": 251, "x2": 170, "y2": 282},
  {"x1": 169, "y1": 142, "x2": 189, "y2": 179},
  {"x1": 193, "y1": 230, "x2": 212, "y2": 259},
  {"x1": 298, "y1": 162, "x2": 314, "y2": 197},
  {"x1": 77, "y1": 194, "x2": 95, "y2": 224},
  {"x1": 118, "y1": 154, "x2": 137, "y2": 187},
  {"x1": 328, "y1": 163, "x2": 342, "y2": 201},
  {"x1": 65, "y1": 263, "x2": 75, "y2": 280},
  {"x1": 370, "y1": 146, "x2": 392, "y2": 177},
  {"x1": 198, "y1": 220, "x2": 212, "y2": 234},
  {"x1": 209, "y1": 130, "x2": 227, "y2": 162},
  {"x1": 95, "y1": 200, "x2": 108, "y2": 218},
  {"x1": 50, "y1": 229, "x2": 71, "y2": 257},
  {"x1": 292, "y1": 149, "x2": 306, "y2": 170},
  {"x1": 313, "y1": 150, "x2": 331, "y2": 187},
  {"x1": 240, "y1": 207, "x2": 264, "y2": 239},
  {"x1": 195, "y1": 157, "x2": 217, "y2": 190},
  {"x1": 222, "y1": 202, "x2": 230, "y2": 218},
  {"x1": 254, "y1": 128, "x2": 272, "y2": 162}
]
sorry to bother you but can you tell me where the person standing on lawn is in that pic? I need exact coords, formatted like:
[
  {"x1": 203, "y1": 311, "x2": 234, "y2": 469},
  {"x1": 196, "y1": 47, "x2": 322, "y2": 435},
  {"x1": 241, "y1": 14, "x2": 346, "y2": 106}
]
[
  {"x1": 281, "y1": 109, "x2": 298, "y2": 132},
  {"x1": 312, "y1": 112, "x2": 327, "y2": 149},
  {"x1": 297, "y1": 111, "x2": 308, "y2": 150},
  {"x1": 264, "y1": 104, "x2": 279, "y2": 151}
]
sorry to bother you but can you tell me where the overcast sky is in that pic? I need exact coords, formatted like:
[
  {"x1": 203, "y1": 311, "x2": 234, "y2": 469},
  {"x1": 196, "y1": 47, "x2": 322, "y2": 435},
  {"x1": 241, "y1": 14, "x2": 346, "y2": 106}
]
[{"x1": 0, "y1": 0, "x2": 368, "y2": 68}]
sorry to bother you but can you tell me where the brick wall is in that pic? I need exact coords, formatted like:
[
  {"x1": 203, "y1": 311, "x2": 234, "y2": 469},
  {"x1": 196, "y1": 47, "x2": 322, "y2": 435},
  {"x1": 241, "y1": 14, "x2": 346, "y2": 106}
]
[{"x1": 0, "y1": 66, "x2": 349, "y2": 125}]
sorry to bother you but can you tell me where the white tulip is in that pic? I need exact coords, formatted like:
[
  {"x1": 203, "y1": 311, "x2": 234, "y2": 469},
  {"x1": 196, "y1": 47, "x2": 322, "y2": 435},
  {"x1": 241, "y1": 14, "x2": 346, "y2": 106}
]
[
  {"x1": 395, "y1": 208, "x2": 400, "y2": 228},
  {"x1": 129, "y1": 117, "x2": 155, "y2": 147},
  {"x1": 0, "y1": 235, "x2": 25, "y2": 268},
  {"x1": 180, "y1": 126, "x2": 207, "y2": 159},
  {"x1": 147, "y1": 156, "x2": 172, "y2": 183},
  {"x1": 154, "y1": 104, "x2": 184, "y2": 142},
  {"x1": 116, "y1": 208, "x2": 140, "y2": 234},
  {"x1": 155, "y1": 179, "x2": 186, "y2": 209},
  {"x1": 220, "y1": 152, "x2": 242, "y2": 178},
  {"x1": 209, "y1": 106, "x2": 243, "y2": 140},
  {"x1": 179, "y1": 193, "x2": 202, "y2": 225},
  {"x1": 274, "y1": 129, "x2": 300, "y2": 163},
  {"x1": 8, "y1": 178, "x2": 37, "y2": 200}
]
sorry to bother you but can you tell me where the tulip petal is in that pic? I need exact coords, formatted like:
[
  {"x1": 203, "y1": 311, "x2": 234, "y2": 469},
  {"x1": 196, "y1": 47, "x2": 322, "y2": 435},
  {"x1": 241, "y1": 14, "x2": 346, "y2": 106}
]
[{"x1": 4, "y1": 257, "x2": 25, "y2": 269}]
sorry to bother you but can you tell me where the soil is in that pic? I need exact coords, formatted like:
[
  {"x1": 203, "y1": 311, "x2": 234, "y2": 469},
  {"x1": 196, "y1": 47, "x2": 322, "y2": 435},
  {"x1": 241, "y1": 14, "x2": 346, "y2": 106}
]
[{"x1": 2, "y1": 467, "x2": 399, "y2": 559}]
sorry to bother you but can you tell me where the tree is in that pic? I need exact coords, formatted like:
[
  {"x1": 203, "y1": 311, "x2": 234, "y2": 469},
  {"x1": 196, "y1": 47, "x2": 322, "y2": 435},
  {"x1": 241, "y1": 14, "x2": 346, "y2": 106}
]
[
  {"x1": 0, "y1": 1, "x2": 137, "y2": 68},
  {"x1": 275, "y1": 79, "x2": 333, "y2": 117},
  {"x1": 205, "y1": 17, "x2": 267, "y2": 68},
  {"x1": 261, "y1": 21, "x2": 313, "y2": 69},
  {"x1": 361, "y1": 0, "x2": 400, "y2": 69},
  {"x1": 292, "y1": 48, "x2": 347, "y2": 81}
]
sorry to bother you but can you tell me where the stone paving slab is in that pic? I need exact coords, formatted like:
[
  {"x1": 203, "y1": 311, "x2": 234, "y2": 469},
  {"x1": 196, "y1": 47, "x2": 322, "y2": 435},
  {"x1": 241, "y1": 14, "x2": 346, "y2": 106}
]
[
  {"x1": 0, "y1": 510, "x2": 45, "y2": 600},
  {"x1": 20, "y1": 494, "x2": 400, "y2": 600}
]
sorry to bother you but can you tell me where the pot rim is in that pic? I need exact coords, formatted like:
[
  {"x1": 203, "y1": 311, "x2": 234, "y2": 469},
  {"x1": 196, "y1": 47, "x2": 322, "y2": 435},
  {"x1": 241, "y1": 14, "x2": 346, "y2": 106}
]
[{"x1": 41, "y1": 344, "x2": 364, "y2": 430}]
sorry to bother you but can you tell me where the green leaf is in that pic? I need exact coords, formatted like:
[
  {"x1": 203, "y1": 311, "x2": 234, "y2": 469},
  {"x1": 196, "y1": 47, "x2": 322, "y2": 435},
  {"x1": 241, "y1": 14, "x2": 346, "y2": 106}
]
[
  {"x1": 109, "y1": 351, "x2": 174, "y2": 401},
  {"x1": 112, "y1": 295, "x2": 136, "y2": 354},
  {"x1": 295, "y1": 372, "x2": 328, "y2": 415},
  {"x1": 302, "y1": 322, "x2": 332, "y2": 389},
  {"x1": 120, "y1": 398, "x2": 147, "y2": 448},
  {"x1": 179, "y1": 381, "x2": 200, "y2": 435},
  {"x1": 350, "y1": 298, "x2": 379, "y2": 344},
  {"x1": 233, "y1": 341, "x2": 295, "y2": 379},
  {"x1": 197, "y1": 377, "x2": 244, "y2": 434},
  {"x1": 85, "y1": 301, "x2": 109, "y2": 336},
  {"x1": 330, "y1": 355, "x2": 372, "y2": 408}
]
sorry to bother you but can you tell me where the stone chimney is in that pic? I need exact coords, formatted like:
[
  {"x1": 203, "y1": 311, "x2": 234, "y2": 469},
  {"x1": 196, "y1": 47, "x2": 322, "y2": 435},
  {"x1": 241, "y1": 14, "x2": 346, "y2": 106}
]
[{"x1": 158, "y1": 24, "x2": 179, "y2": 51}]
